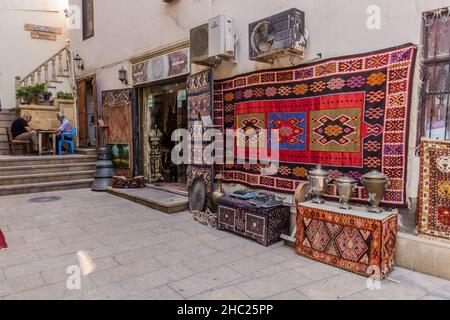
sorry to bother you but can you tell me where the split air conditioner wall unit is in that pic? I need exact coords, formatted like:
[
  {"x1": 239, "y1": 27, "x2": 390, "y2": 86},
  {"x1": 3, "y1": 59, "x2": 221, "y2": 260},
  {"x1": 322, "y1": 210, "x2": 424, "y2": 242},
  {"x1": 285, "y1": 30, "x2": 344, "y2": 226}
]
[
  {"x1": 249, "y1": 8, "x2": 307, "y2": 63},
  {"x1": 190, "y1": 15, "x2": 235, "y2": 66}
]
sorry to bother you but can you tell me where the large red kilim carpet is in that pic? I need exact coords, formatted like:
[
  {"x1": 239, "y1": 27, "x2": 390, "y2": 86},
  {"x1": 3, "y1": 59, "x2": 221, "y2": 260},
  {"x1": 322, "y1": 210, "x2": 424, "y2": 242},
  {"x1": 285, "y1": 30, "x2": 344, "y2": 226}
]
[{"x1": 214, "y1": 44, "x2": 417, "y2": 206}]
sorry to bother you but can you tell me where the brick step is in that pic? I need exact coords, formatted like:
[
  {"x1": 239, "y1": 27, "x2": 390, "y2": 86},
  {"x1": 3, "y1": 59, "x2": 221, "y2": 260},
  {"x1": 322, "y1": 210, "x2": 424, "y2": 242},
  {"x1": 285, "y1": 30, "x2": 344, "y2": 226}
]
[
  {"x1": 0, "y1": 134, "x2": 7, "y2": 142},
  {"x1": 0, "y1": 120, "x2": 12, "y2": 127},
  {"x1": 0, "y1": 162, "x2": 96, "y2": 176},
  {"x1": 0, "y1": 155, "x2": 97, "y2": 167},
  {"x1": 75, "y1": 148, "x2": 97, "y2": 156},
  {"x1": 0, "y1": 170, "x2": 95, "y2": 186},
  {"x1": 0, "y1": 179, "x2": 94, "y2": 197},
  {"x1": 0, "y1": 142, "x2": 10, "y2": 148},
  {"x1": 0, "y1": 113, "x2": 17, "y2": 121},
  {"x1": 0, "y1": 149, "x2": 10, "y2": 156}
]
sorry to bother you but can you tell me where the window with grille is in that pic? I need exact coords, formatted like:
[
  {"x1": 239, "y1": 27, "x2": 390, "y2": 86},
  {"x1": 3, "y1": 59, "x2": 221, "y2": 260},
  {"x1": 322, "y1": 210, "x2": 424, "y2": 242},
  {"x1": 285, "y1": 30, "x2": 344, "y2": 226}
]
[
  {"x1": 82, "y1": 0, "x2": 94, "y2": 40},
  {"x1": 419, "y1": 7, "x2": 450, "y2": 141}
]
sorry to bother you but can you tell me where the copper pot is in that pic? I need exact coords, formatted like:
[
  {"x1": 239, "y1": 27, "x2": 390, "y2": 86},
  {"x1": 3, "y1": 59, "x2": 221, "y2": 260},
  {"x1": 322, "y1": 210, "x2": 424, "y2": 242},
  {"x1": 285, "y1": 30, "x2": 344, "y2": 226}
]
[{"x1": 211, "y1": 174, "x2": 225, "y2": 210}]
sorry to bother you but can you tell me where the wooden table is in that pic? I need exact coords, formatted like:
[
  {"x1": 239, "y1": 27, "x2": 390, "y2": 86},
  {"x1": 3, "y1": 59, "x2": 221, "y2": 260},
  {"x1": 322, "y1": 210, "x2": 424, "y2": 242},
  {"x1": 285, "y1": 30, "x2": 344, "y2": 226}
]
[
  {"x1": 296, "y1": 201, "x2": 398, "y2": 280},
  {"x1": 37, "y1": 130, "x2": 58, "y2": 156}
]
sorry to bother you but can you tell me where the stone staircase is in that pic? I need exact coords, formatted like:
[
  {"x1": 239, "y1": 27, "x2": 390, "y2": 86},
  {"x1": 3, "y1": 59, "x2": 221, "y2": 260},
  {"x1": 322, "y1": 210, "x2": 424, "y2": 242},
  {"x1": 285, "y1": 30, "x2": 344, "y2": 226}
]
[
  {"x1": 17, "y1": 42, "x2": 75, "y2": 101},
  {"x1": 0, "y1": 155, "x2": 96, "y2": 196},
  {"x1": 0, "y1": 110, "x2": 17, "y2": 155}
]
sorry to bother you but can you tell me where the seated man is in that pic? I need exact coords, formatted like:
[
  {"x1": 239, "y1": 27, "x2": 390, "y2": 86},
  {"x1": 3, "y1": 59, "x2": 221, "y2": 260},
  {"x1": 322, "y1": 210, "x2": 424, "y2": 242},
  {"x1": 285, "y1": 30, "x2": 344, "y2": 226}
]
[
  {"x1": 10, "y1": 112, "x2": 38, "y2": 152},
  {"x1": 49, "y1": 112, "x2": 73, "y2": 151},
  {"x1": 56, "y1": 112, "x2": 73, "y2": 139}
]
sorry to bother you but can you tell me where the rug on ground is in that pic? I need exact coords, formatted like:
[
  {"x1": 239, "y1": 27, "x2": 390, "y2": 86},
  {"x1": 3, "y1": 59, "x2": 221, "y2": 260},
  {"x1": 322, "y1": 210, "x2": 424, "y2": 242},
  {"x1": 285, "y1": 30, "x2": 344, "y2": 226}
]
[
  {"x1": 0, "y1": 229, "x2": 7, "y2": 249},
  {"x1": 418, "y1": 138, "x2": 450, "y2": 240},
  {"x1": 214, "y1": 44, "x2": 417, "y2": 206}
]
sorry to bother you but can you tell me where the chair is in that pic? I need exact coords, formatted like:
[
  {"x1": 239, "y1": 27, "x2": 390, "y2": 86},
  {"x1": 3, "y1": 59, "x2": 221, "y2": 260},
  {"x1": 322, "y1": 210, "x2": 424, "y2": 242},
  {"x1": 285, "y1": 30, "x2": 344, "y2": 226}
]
[
  {"x1": 6, "y1": 128, "x2": 31, "y2": 155},
  {"x1": 58, "y1": 128, "x2": 77, "y2": 155}
]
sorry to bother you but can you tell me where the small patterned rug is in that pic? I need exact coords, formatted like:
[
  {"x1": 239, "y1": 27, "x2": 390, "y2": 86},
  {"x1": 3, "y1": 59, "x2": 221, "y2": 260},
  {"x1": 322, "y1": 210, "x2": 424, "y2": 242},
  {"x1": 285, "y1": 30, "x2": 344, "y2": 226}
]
[
  {"x1": 0, "y1": 229, "x2": 7, "y2": 249},
  {"x1": 418, "y1": 139, "x2": 450, "y2": 240}
]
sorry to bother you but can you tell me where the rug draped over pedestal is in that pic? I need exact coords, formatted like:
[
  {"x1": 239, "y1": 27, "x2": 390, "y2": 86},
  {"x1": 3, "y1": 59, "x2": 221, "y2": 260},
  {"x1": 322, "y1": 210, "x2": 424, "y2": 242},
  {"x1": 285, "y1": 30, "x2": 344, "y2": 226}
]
[
  {"x1": 296, "y1": 202, "x2": 398, "y2": 279},
  {"x1": 418, "y1": 139, "x2": 450, "y2": 240},
  {"x1": 214, "y1": 44, "x2": 417, "y2": 206},
  {"x1": 0, "y1": 229, "x2": 7, "y2": 249}
]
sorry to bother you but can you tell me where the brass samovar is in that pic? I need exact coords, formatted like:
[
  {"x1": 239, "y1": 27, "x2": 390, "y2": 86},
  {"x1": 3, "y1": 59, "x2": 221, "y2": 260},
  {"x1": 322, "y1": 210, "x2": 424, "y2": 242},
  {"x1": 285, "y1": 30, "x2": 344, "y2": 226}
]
[
  {"x1": 361, "y1": 170, "x2": 390, "y2": 213},
  {"x1": 335, "y1": 175, "x2": 358, "y2": 210},
  {"x1": 307, "y1": 165, "x2": 329, "y2": 204}
]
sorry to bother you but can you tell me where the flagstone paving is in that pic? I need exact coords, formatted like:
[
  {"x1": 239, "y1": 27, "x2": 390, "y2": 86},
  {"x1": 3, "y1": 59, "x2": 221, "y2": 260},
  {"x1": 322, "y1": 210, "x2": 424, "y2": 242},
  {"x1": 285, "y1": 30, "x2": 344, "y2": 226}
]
[{"x1": 0, "y1": 189, "x2": 449, "y2": 300}]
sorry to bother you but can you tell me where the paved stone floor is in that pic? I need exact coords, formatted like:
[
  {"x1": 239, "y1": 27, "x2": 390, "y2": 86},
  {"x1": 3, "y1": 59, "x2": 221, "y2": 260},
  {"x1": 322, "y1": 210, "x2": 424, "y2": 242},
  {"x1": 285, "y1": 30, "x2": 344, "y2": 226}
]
[{"x1": 0, "y1": 189, "x2": 449, "y2": 300}]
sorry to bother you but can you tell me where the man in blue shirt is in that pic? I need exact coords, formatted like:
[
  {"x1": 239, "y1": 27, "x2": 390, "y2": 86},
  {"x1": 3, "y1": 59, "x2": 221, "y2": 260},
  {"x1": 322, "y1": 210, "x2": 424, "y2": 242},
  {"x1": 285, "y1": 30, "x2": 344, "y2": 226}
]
[
  {"x1": 57, "y1": 112, "x2": 72, "y2": 135},
  {"x1": 49, "y1": 112, "x2": 73, "y2": 151}
]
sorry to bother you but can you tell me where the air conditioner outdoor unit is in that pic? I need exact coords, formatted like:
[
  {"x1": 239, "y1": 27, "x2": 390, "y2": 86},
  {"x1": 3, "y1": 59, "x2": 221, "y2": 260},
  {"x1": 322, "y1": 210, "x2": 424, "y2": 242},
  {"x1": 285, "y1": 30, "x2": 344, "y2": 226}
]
[
  {"x1": 249, "y1": 8, "x2": 307, "y2": 63},
  {"x1": 190, "y1": 15, "x2": 235, "y2": 66}
]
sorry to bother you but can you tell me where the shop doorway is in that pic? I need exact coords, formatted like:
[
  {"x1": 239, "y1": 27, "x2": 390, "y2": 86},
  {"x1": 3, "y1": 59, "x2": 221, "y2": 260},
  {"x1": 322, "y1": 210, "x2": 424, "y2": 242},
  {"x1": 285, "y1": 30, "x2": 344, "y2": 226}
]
[
  {"x1": 77, "y1": 76, "x2": 98, "y2": 148},
  {"x1": 139, "y1": 79, "x2": 188, "y2": 192}
]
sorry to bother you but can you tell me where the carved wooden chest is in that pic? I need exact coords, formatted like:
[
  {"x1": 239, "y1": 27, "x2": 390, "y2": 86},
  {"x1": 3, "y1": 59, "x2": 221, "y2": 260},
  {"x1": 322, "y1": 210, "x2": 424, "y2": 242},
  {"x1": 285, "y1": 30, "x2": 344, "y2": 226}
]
[{"x1": 217, "y1": 196, "x2": 291, "y2": 247}]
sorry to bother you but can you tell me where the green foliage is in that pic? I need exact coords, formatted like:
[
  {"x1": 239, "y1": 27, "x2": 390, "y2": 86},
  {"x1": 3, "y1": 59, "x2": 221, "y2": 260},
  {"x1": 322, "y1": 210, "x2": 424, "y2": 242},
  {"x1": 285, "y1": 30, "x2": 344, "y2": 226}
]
[
  {"x1": 30, "y1": 83, "x2": 46, "y2": 96},
  {"x1": 16, "y1": 83, "x2": 48, "y2": 103},
  {"x1": 56, "y1": 91, "x2": 74, "y2": 100},
  {"x1": 16, "y1": 86, "x2": 32, "y2": 100}
]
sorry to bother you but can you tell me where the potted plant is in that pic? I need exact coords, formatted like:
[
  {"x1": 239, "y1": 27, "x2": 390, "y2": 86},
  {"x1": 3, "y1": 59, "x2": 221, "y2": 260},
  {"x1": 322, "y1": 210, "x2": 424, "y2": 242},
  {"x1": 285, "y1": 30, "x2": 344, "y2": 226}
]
[
  {"x1": 56, "y1": 91, "x2": 74, "y2": 100},
  {"x1": 29, "y1": 83, "x2": 47, "y2": 104},
  {"x1": 43, "y1": 90, "x2": 53, "y2": 102},
  {"x1": 16, "y1": 86, "x2": 32, "y2": 104}
]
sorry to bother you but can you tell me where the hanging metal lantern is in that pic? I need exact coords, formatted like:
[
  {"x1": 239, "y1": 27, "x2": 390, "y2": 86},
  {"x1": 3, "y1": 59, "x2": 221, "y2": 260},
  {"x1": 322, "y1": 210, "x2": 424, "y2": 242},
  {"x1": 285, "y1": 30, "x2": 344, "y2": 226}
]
[
  {"x1": 92, "y1": 146, "x2": 116, "y2": 191},
  {"x1": 118, "y1": 66, "x2": 128, "y2": 85}
]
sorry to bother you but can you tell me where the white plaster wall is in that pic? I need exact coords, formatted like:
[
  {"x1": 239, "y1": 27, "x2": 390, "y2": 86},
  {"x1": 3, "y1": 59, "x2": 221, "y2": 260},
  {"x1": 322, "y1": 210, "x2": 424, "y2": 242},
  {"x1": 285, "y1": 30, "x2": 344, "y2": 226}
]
[
  {"x1": 69, "y1": 0, "x2": 450, "y2": 77},
  {"x1": 0, "y1": 0, "x2": 70, "y2": 110},
  {"x1": 68, "y1": 0, "x2": 450, "y2": 199}
]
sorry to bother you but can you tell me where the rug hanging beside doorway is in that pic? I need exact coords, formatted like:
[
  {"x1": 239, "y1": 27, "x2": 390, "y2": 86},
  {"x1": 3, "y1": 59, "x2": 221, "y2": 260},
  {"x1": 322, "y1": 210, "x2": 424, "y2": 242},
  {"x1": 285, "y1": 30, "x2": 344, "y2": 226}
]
[
  {"x1": 214, "y1": 43, "x2": 417, "y2": 206},
  {"x1": 187, "y1": 69, "x2": 214, "y2": 193},
  {"x1": 418, "y1": 139, "x2": 450, "y2": 240}
]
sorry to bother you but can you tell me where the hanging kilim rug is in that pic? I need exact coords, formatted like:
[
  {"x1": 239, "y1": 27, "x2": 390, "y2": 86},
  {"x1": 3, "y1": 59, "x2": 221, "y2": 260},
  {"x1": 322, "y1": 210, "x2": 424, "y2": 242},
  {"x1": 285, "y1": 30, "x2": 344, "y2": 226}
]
[
  {"x1": 213, "y1": 43, "x2": 417, "y2": 206},
  {"x1": 0, "y1": 229, "x2": 7, "y2": 249},
  {"x1": 187, "y1": 69, "x2": 214, "y2": 193},
  {"x1": 418, "y1": 139, "x2": 450, "y2": 240}
]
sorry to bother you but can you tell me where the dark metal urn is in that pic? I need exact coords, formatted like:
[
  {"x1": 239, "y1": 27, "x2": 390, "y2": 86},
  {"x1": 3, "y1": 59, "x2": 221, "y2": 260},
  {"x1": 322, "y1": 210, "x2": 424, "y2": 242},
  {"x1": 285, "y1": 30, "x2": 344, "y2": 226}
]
[{"x1": 91, "y1": 146, "x2": 116, "y2": 191}]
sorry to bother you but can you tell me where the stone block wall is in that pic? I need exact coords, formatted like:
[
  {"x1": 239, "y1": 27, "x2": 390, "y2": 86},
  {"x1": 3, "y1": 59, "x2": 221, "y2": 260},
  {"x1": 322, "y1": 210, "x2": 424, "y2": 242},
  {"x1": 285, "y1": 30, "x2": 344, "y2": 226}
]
[
  {"x1": 18, "y1": 99, "x2": 78, "y2": 146},
  {"x1": 18, "y1": 100, "x2": 76, "y2": 130}
]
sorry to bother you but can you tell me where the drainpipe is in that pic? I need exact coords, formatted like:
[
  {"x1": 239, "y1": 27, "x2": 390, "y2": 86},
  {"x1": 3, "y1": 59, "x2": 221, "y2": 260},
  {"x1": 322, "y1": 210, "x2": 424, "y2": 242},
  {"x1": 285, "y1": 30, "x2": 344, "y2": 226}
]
[
  {"x1": 14, "y1": 76, "x2": 21, "y2": 115},
  {"x1": 66, "y1": 39, "x2": 80, "y2": 149}
]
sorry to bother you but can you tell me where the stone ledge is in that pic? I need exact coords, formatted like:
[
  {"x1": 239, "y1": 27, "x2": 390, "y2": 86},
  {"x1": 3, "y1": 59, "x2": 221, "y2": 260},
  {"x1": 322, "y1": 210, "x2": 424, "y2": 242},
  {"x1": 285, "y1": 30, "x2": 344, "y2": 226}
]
[
  {"x1": 19, "y1": 104, "x2": 58, "y2": 111},
  {"x1": 397, "y1": 232, "x2": 450, "y2": 281},
  {"x1": 106, "y1": 187, "x2": 188, "y2": 214}
]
